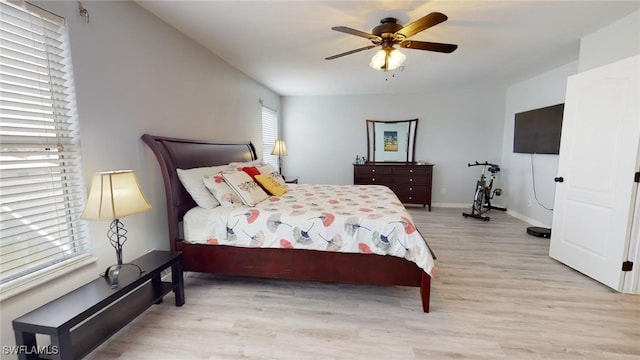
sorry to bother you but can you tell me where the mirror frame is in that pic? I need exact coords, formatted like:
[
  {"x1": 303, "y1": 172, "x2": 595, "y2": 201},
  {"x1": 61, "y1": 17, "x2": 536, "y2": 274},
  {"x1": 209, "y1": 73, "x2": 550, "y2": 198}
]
[{"x1": 366, "y1": 119, "x2": 418, "y2": 163}]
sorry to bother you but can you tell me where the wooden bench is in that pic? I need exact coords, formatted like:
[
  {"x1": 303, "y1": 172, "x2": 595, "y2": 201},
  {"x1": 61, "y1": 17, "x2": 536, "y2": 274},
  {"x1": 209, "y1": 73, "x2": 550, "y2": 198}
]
[{"x1": 12, "y1": 251, "x2": 184, "y2": 360}]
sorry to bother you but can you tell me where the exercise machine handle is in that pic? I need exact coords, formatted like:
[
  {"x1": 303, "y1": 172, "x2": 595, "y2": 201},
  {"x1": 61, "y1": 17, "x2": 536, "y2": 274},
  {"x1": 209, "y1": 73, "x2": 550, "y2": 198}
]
[{"x1": 467, "y1": 161, "x2": 498, "y2": 167}]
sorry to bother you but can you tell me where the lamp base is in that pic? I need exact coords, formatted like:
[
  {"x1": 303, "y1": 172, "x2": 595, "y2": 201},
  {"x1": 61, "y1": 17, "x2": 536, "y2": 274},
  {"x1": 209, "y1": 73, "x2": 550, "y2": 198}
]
[{"x1": 104, "y1": 263, "x2": 144, "y2": 288}]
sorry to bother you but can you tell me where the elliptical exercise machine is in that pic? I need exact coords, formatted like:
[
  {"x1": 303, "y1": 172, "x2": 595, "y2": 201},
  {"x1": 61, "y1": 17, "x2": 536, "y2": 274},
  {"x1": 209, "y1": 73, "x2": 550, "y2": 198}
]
[{"x1": 462, "y1": 161, "x2": 507, "y2": 221}]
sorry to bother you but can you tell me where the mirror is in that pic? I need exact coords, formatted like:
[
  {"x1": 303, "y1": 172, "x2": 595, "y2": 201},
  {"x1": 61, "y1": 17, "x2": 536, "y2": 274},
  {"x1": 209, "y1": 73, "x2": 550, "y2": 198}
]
[{"x1": 366, "y1": 119, "x2": 418, "y2": 163}]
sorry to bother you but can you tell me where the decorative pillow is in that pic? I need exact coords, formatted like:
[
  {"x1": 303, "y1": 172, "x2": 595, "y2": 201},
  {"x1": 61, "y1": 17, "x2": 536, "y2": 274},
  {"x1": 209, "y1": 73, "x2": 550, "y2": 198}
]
[
  {"x1": 242, "y1": 166, "x2": 261, "y2": 179},
  {"x1": 221, "y1": 171, "x2": 269, "y2": 206},
  {"x1": 254, "y1": 174, "x2": 288, "y2": 196},
  {"x1": 203, "y1": 172, "x2": 244, "y2": 207},
  {"x1": 256, "y1": 163, "x2": 286, "y2": 186},
  {"x1": 228, "y1": 159, "x2": 265, "y2": 169},
  {"x1": 176, "y1": 165, "x2": 231, "y2": 208}
]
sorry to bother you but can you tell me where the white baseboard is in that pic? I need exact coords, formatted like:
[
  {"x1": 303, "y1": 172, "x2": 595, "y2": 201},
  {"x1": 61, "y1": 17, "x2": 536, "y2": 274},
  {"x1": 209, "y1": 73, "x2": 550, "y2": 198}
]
[
  {"x1": 505, "y1": 209, "x2": 549, "y2": 227},
  {"x1": 430, "y1": 203, "x2": 548, "y2": 228},
  {"x1": 431, "y1": 202, "x2": 468, "y2": 208},
  {"x1": 431, "y1": 202, "x2": 508, "y2": 209}
]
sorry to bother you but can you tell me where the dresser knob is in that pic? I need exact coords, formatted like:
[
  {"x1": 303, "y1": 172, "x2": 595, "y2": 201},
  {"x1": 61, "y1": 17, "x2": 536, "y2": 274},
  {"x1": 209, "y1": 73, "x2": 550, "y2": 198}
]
[
  {"x1": 409, "y1": 169, "x2": 413, "y2": 173},
  {"x1": 371, "y1": 169, "x2": 375, "y2": 173},
  {"x1": 372, "y1": 178, "x2": 375, "y2": 182},
  {"x1": 409, "y1": 178, "x2": 413, "y2": 182},
  {"x1": 409, "y1": 187, "x2": 413, "y2": 191}
]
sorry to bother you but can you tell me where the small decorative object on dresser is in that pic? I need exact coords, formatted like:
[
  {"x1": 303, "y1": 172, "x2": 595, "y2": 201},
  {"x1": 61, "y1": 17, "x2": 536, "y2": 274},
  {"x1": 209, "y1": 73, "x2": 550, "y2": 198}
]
[{"x1": 354, "y1": 163, "x2": 433, "y2": 210}]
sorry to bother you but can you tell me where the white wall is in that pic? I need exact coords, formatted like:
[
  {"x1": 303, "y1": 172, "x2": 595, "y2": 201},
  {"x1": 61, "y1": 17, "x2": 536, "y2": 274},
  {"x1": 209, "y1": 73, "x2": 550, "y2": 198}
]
[
  {"x1": 499, "y1": 10, "x2": 640, "y2": 228},
  {"x1": 282, "y1": 86, "x2": 506, "y2": 206},
  {"x1": 500, "y1": 62, "x2": 578, "y2": 227},
  {"x1": 0, "y1": 1, "x2": 280, "y2": 353},
  {"x1": 578, "y1": 11, "x2": 640, "y2": 72}
]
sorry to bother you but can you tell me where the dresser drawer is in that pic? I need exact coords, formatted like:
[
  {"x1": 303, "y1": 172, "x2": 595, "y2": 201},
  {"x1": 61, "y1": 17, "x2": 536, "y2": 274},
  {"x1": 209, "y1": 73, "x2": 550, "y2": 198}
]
[
  {"x1": 354, "y1": 165, "x2": 393, "y2": 175},
  {"x1": 354, "y1": 163, "x2": 433, "y2": 210},
  {"x1": 391, "y1": 166, "x2": 431, "y2": 176},
  {"x1": 393, "y1": 175, "x2": 430, "y2": 185},
  {"x1": 392, "y1": 185, "x2": 429, "y2": 204},
  {"x1": 355, "y1": 175, "x2": 393, "y2": 185}
]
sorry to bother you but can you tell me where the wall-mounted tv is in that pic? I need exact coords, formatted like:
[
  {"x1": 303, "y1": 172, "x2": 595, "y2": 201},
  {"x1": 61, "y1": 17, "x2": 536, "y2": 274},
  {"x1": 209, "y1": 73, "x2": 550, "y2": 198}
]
[{"x1": 513, "y1": 103, "x2": 564, "y2": 154}]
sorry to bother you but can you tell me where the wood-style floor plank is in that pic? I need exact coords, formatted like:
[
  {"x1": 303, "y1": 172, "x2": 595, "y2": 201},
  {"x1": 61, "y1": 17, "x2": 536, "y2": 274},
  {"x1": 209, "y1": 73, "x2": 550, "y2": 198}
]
[{"x1": 85, "y1": 208, "x2": 640, "y2": 359}]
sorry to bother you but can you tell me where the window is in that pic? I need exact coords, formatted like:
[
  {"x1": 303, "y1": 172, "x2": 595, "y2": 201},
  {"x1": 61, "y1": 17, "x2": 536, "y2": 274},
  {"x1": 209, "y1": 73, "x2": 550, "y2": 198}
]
[
  {"x1": 261, "y1": 104, "x2": 278, "y2": 168},
  {"x1": 0, "y1": 1, "x2": 90, "y2": 289}
]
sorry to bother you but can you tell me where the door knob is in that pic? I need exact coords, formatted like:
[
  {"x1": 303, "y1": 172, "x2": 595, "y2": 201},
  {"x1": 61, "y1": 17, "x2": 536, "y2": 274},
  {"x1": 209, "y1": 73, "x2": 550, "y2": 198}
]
[{"x1": 554, "y1": 177, "x2": 564, "y2": 183}]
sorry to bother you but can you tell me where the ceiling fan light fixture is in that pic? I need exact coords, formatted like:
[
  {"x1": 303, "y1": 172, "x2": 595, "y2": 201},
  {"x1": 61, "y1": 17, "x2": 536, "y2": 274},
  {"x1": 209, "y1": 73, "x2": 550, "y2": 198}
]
[
  {"x1": 327, "y1": 12, "x2": 457, "y2": 72},
  {"x1": 369, "y1": 48, "x2": 406, "y2": 71},
  {"x1": 369, "y1": 49, "x2": 387, "y2": 69},
  {"x1": 387, "y1": 48, "x2": 406, "y2": 70}
]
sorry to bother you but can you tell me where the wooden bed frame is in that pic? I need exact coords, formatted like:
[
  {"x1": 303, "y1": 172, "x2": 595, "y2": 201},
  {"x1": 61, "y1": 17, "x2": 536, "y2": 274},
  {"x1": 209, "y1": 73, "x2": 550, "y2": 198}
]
[{"x1": 142, "y1": 134, "x2": 431, "y2": 312}]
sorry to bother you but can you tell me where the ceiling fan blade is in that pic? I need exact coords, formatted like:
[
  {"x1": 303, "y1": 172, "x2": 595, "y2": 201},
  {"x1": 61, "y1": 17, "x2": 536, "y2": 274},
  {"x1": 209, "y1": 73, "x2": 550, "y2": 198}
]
[
  {"x1": 325, "y1": 45, "x2": 378, "y2": 60},
  {"x1": 400, "y1": 40, "x2": 458, "y2": 53},
  {"x1": 331, "y1": 26, "x2": 382, "y2": 42},
  {"x1": 395, "y1": 12, "x2": 448, "y2": 39}
]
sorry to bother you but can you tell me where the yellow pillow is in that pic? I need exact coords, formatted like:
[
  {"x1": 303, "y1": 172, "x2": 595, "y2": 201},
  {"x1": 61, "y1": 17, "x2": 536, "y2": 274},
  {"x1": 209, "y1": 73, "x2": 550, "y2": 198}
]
[{"x1": 254, "y1": 174, "x2": 288, "y2": 196}]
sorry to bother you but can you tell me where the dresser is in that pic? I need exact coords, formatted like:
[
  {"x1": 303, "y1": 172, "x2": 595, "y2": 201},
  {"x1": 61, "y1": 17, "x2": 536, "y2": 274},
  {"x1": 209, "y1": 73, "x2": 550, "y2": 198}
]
[{"x1": 353, "y1": 163, "x2": 433, "y2": 210}]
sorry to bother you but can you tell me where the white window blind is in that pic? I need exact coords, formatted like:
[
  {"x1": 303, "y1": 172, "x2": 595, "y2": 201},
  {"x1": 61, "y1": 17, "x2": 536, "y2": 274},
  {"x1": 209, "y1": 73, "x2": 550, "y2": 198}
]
[
  {"x1": 261, "y1": 104, "x2": 278, "y2": 168},
  {"x1": 0, "y1": 1, "x2": 90, "y2": 285}
]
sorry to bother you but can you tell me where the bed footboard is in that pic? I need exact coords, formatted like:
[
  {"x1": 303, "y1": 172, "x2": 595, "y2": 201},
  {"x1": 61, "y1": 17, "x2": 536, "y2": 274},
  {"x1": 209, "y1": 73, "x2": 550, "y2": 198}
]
[
  {"x1": 176, "y1": 242, "x2": 431, "y2": 312},
  {"x1": 142, "y1": 134, "x2": 431, "y2": 313}
]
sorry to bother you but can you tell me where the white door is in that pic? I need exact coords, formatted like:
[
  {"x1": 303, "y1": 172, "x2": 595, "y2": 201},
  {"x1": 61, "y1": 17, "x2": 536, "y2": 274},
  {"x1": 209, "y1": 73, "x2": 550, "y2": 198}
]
[{"x1": 550, "y1": 55, "x2": 640, "y2": 292}]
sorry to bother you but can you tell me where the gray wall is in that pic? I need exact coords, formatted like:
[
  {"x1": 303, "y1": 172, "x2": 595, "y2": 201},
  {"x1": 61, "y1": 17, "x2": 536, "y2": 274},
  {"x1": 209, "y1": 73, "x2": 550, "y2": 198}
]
[
  {"x1": 578, "y1": 11, "x2": 640, "y2": 72},
  {"x1": 280, "y1": 10, "x2": 640, "y2": 227},
  {"x1": 500, "y1": 10, "x2": 640, "y2": 227},
  {"x1": 500, "y1": 62, "x2": 578, "y2": 227},
  {"x1": 2, "y1": 1, "x2": 637, "y2": 355},
  {"x1": 0, "y1": 1, "x2": 280, "y2": 352},
  {"x1": 282, "y1": 86, "x2": 507, "y2": 206}
]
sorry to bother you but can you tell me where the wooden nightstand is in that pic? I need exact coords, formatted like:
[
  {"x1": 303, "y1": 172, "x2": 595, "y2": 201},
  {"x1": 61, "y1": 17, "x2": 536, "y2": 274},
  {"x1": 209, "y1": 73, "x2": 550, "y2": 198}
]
[
  {"x1": 13, "y1": 251, "x2": 183, "y2": 360},
  {"x1": 284, "y1": 176, "x2": 299, "y2": 184}
]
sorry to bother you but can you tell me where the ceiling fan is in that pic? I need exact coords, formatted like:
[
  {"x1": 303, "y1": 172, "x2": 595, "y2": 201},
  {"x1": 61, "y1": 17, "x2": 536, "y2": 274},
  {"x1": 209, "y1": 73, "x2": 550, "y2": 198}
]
[{"x1": 326, "y1": 12, "x2": 458, "y2": 71}]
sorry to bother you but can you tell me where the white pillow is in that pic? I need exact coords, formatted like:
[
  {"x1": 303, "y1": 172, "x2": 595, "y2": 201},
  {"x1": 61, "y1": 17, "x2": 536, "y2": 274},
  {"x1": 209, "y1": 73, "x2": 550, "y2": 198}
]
[
  {"x1": 176, "y1": 165, "x2": 231, "y2": 208},
  {"x1": 256, "y1": 163, "x2": 286, "y2": 186},
  {"x1": 228, "y1": 159, "x2": 265, "y2": 170},
  {"x1": 203, "y1": 172, "x2": 244, "y2": 207},
  {"x1": 221, "y1": 171, "x2": 269, "y2": 207}
]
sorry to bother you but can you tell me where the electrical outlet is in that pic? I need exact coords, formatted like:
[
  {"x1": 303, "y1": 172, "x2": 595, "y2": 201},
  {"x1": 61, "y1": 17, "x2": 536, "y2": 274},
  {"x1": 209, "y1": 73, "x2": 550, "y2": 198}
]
[
  {"x1": 441, "y1": 187, "x2": 447, "y2": 194},
  {"x1": 527, "y1": 199, "x2": 532, "y2": 207}
]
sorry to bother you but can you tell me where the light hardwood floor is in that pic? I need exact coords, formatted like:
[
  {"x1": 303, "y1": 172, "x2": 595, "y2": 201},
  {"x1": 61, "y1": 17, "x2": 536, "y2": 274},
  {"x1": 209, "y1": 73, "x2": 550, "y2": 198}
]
[{"x1": 86, "y1": 208, "x2": 640, "y2": 359}]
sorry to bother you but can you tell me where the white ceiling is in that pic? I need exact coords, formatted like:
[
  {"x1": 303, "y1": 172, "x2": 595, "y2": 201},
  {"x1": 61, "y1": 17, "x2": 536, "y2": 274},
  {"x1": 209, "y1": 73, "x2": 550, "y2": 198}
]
[{"x1": 135, "y1": 1, "x2": 639, "y2": 97}]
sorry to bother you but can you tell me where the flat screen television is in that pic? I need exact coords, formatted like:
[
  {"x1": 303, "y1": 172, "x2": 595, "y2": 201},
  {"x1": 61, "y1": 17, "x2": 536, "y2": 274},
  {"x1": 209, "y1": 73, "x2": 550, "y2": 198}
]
[{"x1": 513, "y1": 103, "x2": 564, "y2": 154}]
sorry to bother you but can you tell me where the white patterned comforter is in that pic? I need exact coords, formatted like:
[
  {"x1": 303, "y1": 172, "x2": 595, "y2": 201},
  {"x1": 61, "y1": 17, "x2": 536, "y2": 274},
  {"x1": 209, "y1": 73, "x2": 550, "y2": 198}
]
[{"x1": 183, "y1": 184, "x2": 435, "y2": 276}]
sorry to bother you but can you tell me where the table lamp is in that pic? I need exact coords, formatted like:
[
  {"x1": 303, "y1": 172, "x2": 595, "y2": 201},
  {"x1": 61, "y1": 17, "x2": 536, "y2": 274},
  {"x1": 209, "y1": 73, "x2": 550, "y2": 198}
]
[
  {"x1": 81, "y1": 170, "x2": 151, "y2": 288},
  {"x1": 270, "y1": 139, "x2": 288, "y2": 174}
]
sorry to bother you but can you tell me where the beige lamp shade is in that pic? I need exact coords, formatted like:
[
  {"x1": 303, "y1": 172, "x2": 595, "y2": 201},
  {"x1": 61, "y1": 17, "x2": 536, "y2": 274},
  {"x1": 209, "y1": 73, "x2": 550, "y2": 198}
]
[
  {"x1": 81, "y1": 170, "x2": 151, "y2": 221},
  {"x1": 271, "y1": 139, "x2": 288, "y2": 156}
]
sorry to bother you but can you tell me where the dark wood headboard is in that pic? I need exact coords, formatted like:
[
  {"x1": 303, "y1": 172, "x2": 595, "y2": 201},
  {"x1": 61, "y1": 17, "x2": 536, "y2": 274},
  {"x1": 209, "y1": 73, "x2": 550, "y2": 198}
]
[{"x1": 141, "y1": 134, "x2": 257, "y2": 249}]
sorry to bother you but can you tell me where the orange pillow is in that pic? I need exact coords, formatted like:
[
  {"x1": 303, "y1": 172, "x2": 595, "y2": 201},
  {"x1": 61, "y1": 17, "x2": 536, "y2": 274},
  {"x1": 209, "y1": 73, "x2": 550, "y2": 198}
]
[{"x1": 254, "y1": 174, "x2": 288, "y2": 196}]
